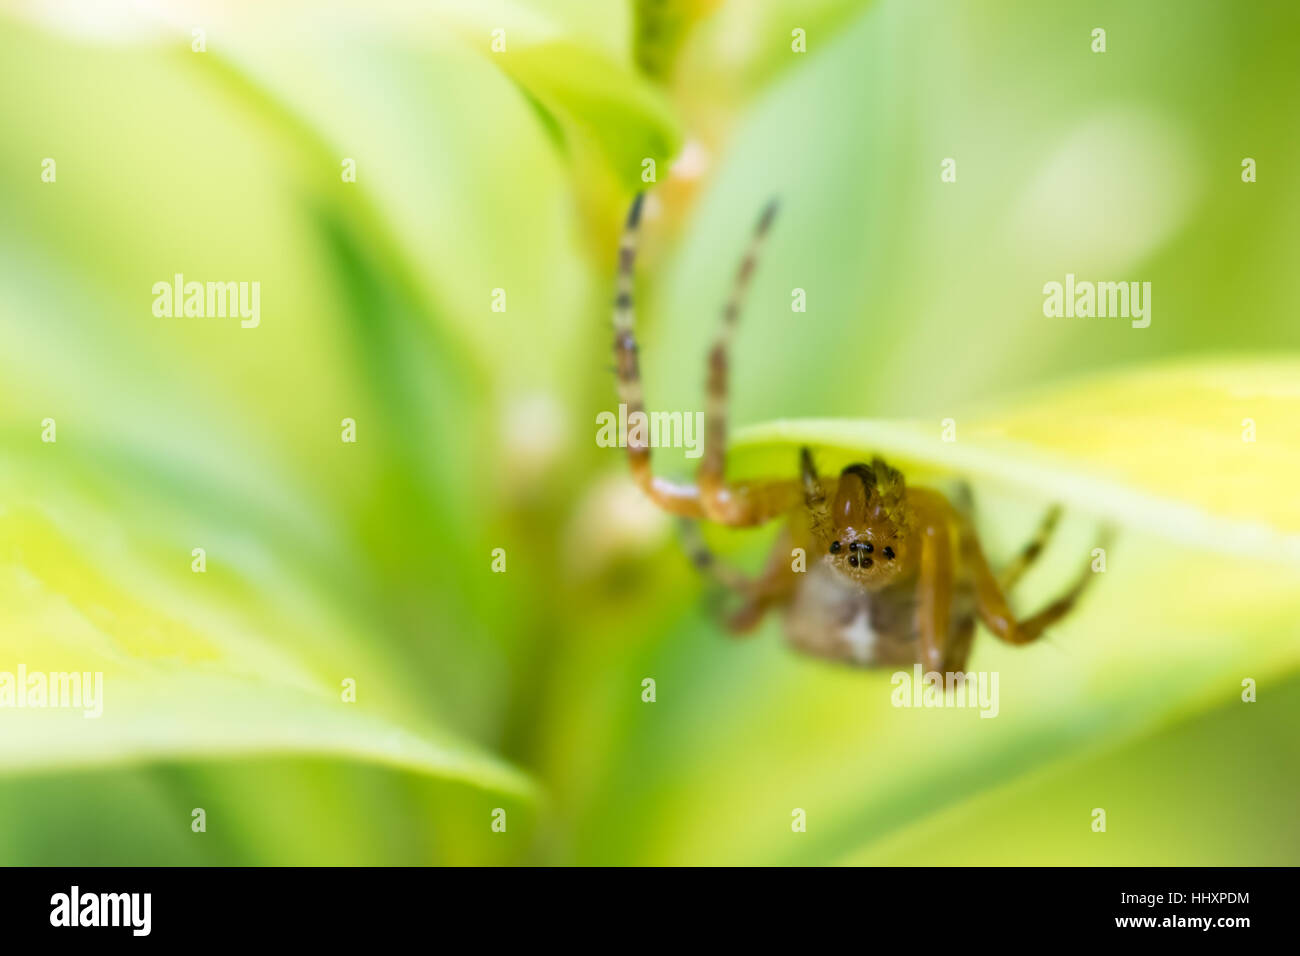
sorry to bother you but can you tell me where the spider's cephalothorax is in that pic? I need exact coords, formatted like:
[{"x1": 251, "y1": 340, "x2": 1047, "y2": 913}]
[
  {"x1": 611, "y1": 194, "x2": 1102, "y2": 671},
  {"x1": 817, "y1": 457, "x2": 914, "y2": 591}
]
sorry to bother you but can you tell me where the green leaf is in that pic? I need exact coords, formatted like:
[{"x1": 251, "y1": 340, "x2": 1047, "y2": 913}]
[
  {"x1": 0, "y1": 442, "x2": 537, "y2": 803},
  {"x1": 497, "y1": 40, "x2": 682, "y2": 190},
  {"x1": 731, "y1": 357, "x2": 1300, "y2": 564}
]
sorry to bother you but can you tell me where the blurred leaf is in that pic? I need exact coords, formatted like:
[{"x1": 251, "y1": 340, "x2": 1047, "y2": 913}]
[
  {"x1": 0, "y1": 441, "x2": 538, "y2": 803},
  {"x1": 498, "y1": 41, "x2": 681, "y2": 187},
  {"x1": 731, "y1": 357, "x2": 1300, "y2": 563},
  {"x1": 632, "y1": 0, "x2": 724, "y2": 81},
  {"x1": 651, "y1": 0, "x2": 1300, "y2": 430},
  {"x1": 0, "y1": 757, "x2": 537, "y2": 865},
  {"x1": 842, "y1": 670, "x2": 1300, "y2": 865}
]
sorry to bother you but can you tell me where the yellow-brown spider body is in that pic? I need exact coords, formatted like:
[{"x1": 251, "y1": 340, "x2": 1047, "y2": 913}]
[
  {"x1": 612, "y1": 195, "x2": 1097, "y2": 672},
  {"x1": 781, "y1": 462, "x2": 975, "y2": 670}
]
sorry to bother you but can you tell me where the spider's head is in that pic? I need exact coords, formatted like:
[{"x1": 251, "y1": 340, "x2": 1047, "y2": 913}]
[{"x1": 824, "y1": 458, "x2": 913, "y2": 590}]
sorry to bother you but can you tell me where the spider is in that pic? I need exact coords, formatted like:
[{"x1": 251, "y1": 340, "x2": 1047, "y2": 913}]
[{"x1": 611, "y1": 194, "x2": 1103, "y2": 672}]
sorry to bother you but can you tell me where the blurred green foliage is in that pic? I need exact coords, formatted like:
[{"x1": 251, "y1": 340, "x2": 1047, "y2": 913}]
[{"x1": 0, "y1": 0, "x2": 1297, "y2": 865}]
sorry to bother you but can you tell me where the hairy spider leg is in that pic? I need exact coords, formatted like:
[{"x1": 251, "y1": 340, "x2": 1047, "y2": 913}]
[{"x1": 799, "y1": 446, "x2": 836, "y2": 548}]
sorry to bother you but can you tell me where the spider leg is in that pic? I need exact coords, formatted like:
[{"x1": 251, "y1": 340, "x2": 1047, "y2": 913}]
[
  {"x1": 949, "y1": 481, "x2": 975, "y2": 519},
  {"x1": 612, "y1": 195, "x2": 797, "y2": 526},
  {"x1": 942, "y1": 619, "x2": 977, "y2": 672},
  {"x1": 962, "y1": 521, "x2": 1106, "y2": 647},
  {"x1": 613, "y1": 196, "x2": 702, "y2": 516},
  {"x1": 916, "y1": 518, "x2": 955, "y2": 672},
  {"x1": 799, "y1": 446, "x2": 835, "y2": 548},
  {"x1": 997, "y1": 505, "x2": 1062, "y2": 592},
  {"x1": 677, "y1": 518, "x2": 751, "y2": 592},
  {"x1": 912, "y1": 495, "x2": 982, "y2": 671},
  {"x1": 697, "y1": 199, "x2": 778, "y2": 522},
  {"x1": 679, "y1": 521, "x2": 798, "y2": 635},
  {"x1": 728, "y1": 527, "x2": 802, "y2": 633}
]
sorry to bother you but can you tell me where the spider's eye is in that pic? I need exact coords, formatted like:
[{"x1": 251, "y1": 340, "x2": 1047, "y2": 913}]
[
  {"x1": 863, "y1": 542, "x2": 873, "y2": 554},
  {"x1": 882, "y1": 546, "x2": 895, "y2": 560},
  {"x1": 848, "y1": 555, "x2": 859, "y2": 567},
  {"x1": 829, "y1": 541, "x2": 841, "y2": 554}
]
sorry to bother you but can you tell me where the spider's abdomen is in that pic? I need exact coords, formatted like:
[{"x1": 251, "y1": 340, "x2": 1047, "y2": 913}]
[{"x1": 783, "y1": 563, "x2": 975, "y2": 669}]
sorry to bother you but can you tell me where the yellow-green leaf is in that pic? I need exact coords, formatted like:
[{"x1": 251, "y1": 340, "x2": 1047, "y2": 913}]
[
  {"x1": 733, "y1": 357, "x2": 1300, "y2": 565},
  {"x1": 0, "y1": 444, "x2": 536, "y2": 803}
]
